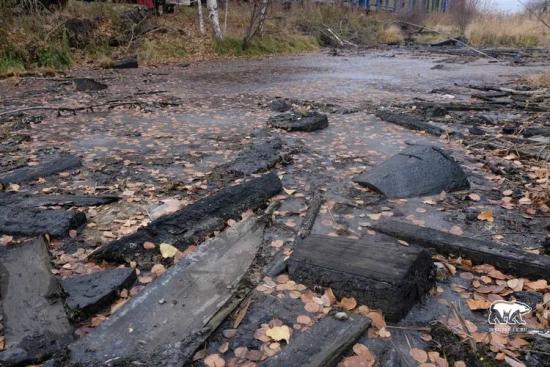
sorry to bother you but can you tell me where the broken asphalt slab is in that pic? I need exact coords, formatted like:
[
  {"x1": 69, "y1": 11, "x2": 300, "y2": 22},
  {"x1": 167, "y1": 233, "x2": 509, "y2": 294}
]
[
  {"x1": 353, "y1": 144, "x2": 469, "y2": 198},
  {"x1": 0, "y1": 238, "x2": 73, "y2": 366},
  {"x1": 288, "y1": 234, "x2": 434, "y2": 322},
  {"x1": 0, "y1": 206, "x2": 86, "y2": 238},
  {"x1": 89, "y1": 172, "x2": 281, "y2": 266},
  {"x1": 371, "y1": 219, "x2": 550, "y2": 282},
  {"x1": 261, "y1": 313, "x2": 371, "y2": 367},
  {"x1": 61, "y1": 267, "x2": 137, "y2": 320},
  {"x1": 0, "y1": 154, "x2": 81, "y2": 185},
  {"x1": 0, "y1": 192, "x2": 119, "y2": 208},
  {"x1": 69, "y1": 217, "x2": 265, "y2": 366},
  {"x1": 268, "y1": 112, "x2": 329, "y2": 132}
]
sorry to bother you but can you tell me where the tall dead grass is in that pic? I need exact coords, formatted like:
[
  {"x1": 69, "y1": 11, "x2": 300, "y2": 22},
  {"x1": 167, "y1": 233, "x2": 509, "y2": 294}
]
[{"x1": 467, "y1": 13, "x2": 550, "y2": 47}]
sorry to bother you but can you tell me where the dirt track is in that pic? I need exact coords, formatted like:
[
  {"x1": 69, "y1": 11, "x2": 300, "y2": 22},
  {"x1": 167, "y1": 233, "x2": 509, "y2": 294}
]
[{"x1": 1, "y1": 49, "x2": 549, "y2": 366}]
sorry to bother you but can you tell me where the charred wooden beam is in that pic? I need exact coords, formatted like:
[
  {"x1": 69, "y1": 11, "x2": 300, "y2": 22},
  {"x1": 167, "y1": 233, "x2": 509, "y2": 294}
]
[
  {"x1": 0, "y1": 206, "x2": 86, "y2": 238},
  {"x1": 0, "y1": 154, "x2": 81, "y2": 185},
  {"x1": 372, "y1": 220, "x2": 550, "y2": 281},
  {"x1": 0, "y1": 192, "x2": 119, "y2": 208},
  {"x1": 89, "y1": 172, "x2": 281, "y2": 266}
]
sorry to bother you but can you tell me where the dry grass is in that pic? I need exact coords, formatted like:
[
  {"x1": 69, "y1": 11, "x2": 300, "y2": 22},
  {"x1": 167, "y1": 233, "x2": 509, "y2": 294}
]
[
  {"x1": 466, "y1": 13, "x2": 550, "y2": 48},
  {"x1": 524, "y1": 71, "x2": 550, "y2": 88}
]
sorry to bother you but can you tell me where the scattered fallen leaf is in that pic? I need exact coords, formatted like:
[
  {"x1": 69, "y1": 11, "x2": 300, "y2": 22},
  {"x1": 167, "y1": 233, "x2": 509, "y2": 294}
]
[
  {"x1": 204, "y1": 353, "x2": 225, "y2": 367},
  {"x1": 266, "y1": 325, "x2": 291, "y2": 343},
  {"x1": 340, "y1": 297, "x2": 357, "y2": 310},
  {"x1": 409, "y1": 348, "x2": 428, "y2": 363},
  {"x1": 143, "y1": 241, "x2": 156, "y2": 250},
  {"x1": 468, "y1": 193, "x2": 481, "y2": 201},
  {"x1": 477, "y1": 210, "x2": 494, "y2": 222},
  {"x1": 467, "y1": 298, "x2": 491, "y2": 311},
  {"x1": 160, "y1": 243, "x2": 178, "y2": 258}
]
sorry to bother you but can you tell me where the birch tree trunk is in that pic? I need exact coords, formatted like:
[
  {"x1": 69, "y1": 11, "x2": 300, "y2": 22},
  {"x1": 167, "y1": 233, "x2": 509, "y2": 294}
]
[
  {"x1": 206, "y1": 0, "x2": 224, "y2": 40},
  {"x1": 224, "y1": 0, "x2": 229, "y2": 33},
  {"x1": 243, "y1": 0, "x2": 269, "y2": 47},
  {"x1": 197, "y1": 0, "x2": 205, "y2": 35}
]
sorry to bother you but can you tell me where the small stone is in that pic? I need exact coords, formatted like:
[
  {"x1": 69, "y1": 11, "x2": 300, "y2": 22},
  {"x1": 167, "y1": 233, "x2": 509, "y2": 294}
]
[{"x1": 334, "y1": 312, "x2": 348, "y2": 321}]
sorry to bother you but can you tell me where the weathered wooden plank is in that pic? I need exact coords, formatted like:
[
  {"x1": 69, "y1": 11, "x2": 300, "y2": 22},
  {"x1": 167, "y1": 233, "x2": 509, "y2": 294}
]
[
  {"x1": 69, "y1": 218, "x2": 265, "y2": 367},
  {"x1": 288, "y1": 235, "x2": 434, "y2": 322},
  {"x1": 90, "y1": 172, "x2": 281, "y2": 266},
  {"x1": 0, "y1": 206, "x2": 86, "y2": 238},
  {"x1": 0, "y1": 192, "x2": 119, "y2": 208},
  {"x1": 0, "y1": 238, "x2": 73, "y2": 366},
  {"x1": 353, "y1": 145, "x2": 469, "y2": 198},
  {"x1": 0, "y1": 154, "x2": 81, "y2": 185},
  {"x1": 375, "y1": 110, "x2": 445, "y2": 136},
  {"x1": 372, "y1": 219, "x2": 550, "y2": 282},
  {"x1": 261, "y1": 314, "x2": 370, "y2": 367},
  {"x1": 61, "y1": 267, "x2": 137, "y2": 320}
]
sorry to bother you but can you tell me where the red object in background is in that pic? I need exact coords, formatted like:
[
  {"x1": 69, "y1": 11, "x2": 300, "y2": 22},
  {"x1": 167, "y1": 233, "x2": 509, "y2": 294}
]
[{"x1": 137, "y1": 0, "x2": 155, "y2": 9}]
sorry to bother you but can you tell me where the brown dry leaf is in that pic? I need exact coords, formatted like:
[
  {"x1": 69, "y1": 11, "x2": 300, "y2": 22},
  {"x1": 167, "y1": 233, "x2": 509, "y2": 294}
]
[
  {"x1": 296, "y1": 315, "x2": 312, "y2": 325},
  {"x1": 488, "y1": 269, "x2": 507, "y2": 280},
  {"x1": 409, "y1": 348, "x2": 428, "y2": 363},
  {"x1": 204, "y1": 353, "x2": 225, "y2": 367},
  {"x1": 468, "y1": 193, "x2": 481, "y2": 201},
  {"x1": 151, "y1": 263, "x2": 166, "y2": 277},
  {"x1": 305, "y1": 302, "x2": 321, "y2": 313},
  {"x1": 271, "y1": 239, "x2": 284, "y2": 248},
  {"x1": 338, "y1": 355, "x2": 373, "y2": 367},
  {"x1": 507, "y1": 279, "x2": 523, "y2": 291},
  {"x1": 143, "y1": 241, "x2": 156, "y2": 250},
  {"x1": 477, "y1": 210, "x2": 494, "y2": 222},
  {"x1": 367, "y1": 311, "x2": 386, "y2": 329},
  {"x1": 324, "y1": 288, "x2": 337, "y2": 305},
  {"x1": 69, "y1": 229, "x2": 77, "y2": 239},
  {"x1": 367, "y1": 213, "x2": 381, "y2": 221},
  {"x1": 90, "y1": 315, "x2": 107, "y2": 327},
  {"x1": 352, "y1": 343, "x2": 376, "y2": 363},
  {"x1": 265, "y1": 325, "x2": 291, "y2": 343},
  {"x1": 526, "y1": 279, "x2": 548, "y2": 291},
  {"x1": 340, "y1": 297, "x2": 357, "y2": 311},
  {"x1": 218, "y1": 342, "x2": 229, "y2": 354},
  {"x1": 454, "y1": 362, "x2": 466, "y2": 367},
  {"x1": 467, "y1": 298, "x2": 491, "y2": 311}
]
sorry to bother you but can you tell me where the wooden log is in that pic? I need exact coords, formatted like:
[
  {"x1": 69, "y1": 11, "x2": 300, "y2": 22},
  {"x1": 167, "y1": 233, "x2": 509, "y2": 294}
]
[
  {"x1": 288, "y1": 235, "x2": 434, "y2": 322},
  {"x1": 297, "y1": 191, "x2": 323, "y2": 239},
  {"x1": 0, "y1": 206, "x2": 86, "y2": 238},
  {"x1": 375, "y1": 110, "x2": 445, "y2": 136},
  {"x1": 61, "y1": 267, "x2": 137, "y2": 320},
  {"x1": 0, "y1": 238, "x2": 73, "y2": 366},
  {"x1": 371, "y1": 220, "x2": 550, "y2": 281},
  {"x1": 69, "y1": 218, "x2": 265, "y2": 367},
  {"x1": 0, "y1": 192, "x2": 119, "y2": 208},
  {"x1": 89, "y1": 172, "x2": 281, "y2": 266},
  {"x1": 0, "y1": 154, "x2": 81, "y2": 185},
  {"x1": 261, "y1": 313, "x2": 370, "y2": 367}
]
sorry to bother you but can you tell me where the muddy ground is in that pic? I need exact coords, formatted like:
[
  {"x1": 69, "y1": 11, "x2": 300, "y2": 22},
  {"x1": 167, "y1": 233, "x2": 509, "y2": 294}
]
[{"x1": 0, "y1": 47, "x2": 549, "y2": 366}]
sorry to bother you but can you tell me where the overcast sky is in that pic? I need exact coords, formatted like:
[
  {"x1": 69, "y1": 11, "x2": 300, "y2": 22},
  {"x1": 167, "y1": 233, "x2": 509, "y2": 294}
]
[{"x1": 490, "y1": 0, "x2": 525, "y2": 12}]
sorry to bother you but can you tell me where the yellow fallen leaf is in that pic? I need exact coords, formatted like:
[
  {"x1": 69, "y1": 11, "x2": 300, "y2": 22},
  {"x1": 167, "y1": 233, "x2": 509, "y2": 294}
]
[
  {"x1": 477, "y1": 210, "x2": 494, "y2": 222},
  {"x1": 367, "y1": 213, "x2": 381, "y2": 221},
  {"x1": 283, "y1": 188, "x2": 296, "y2": 195},
  {"x1": 266, "y1": 325, "x2": 291, "y2": 343},
  {"x1": 160, "y1": 243, "x2": 178, "y2": 258}
]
